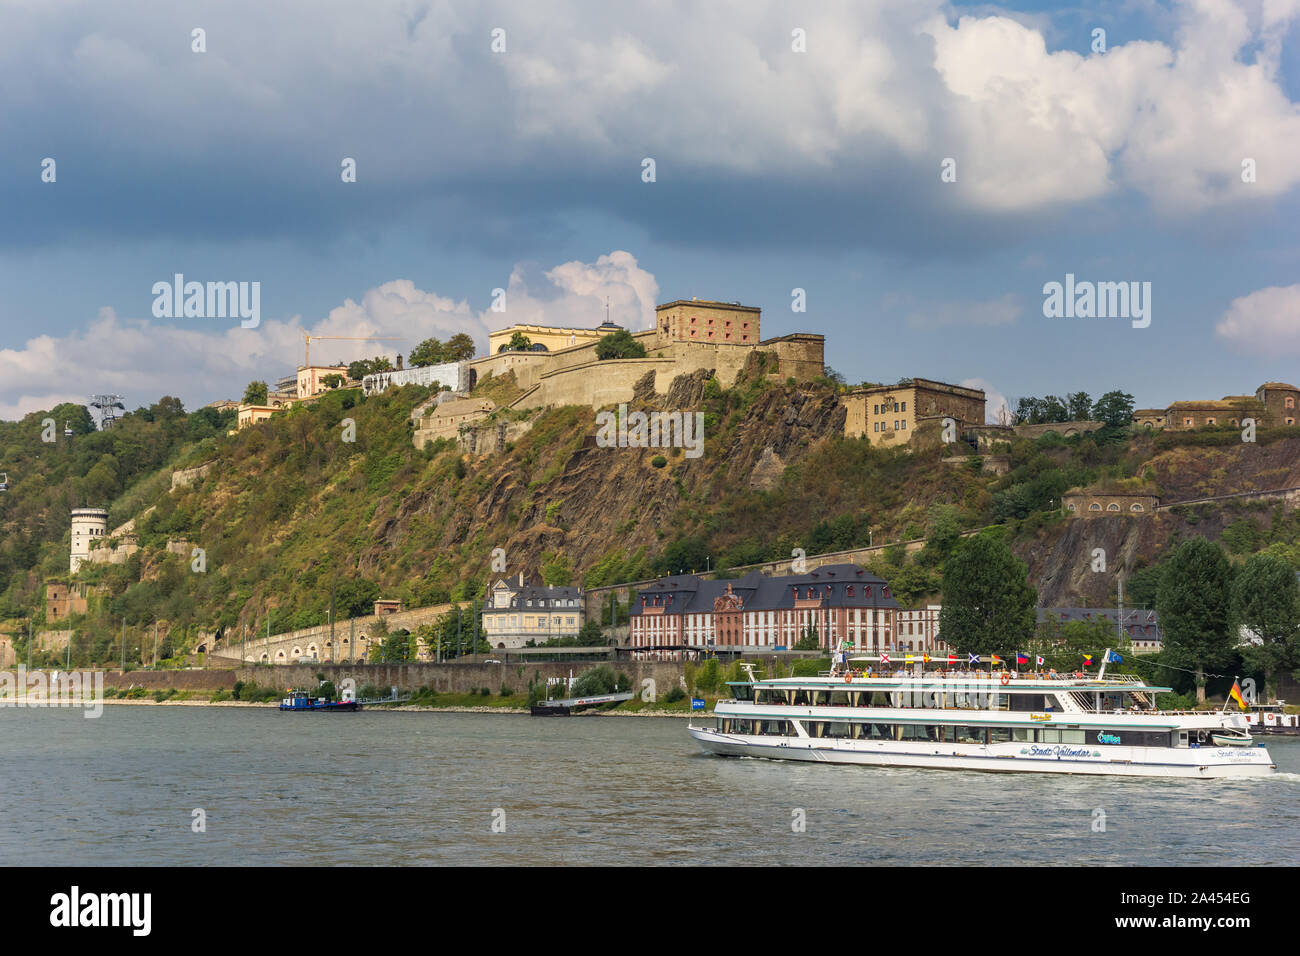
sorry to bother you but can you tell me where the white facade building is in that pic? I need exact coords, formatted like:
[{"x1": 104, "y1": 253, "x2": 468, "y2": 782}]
[{"x1": 362, "y1": 361, "x2": 472, "y2": 396}]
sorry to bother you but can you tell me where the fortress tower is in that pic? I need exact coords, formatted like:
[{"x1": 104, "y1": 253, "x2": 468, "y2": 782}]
[
  {"x1": 653, "y1": 298, "x2": 760, "y2": 347},
  {"x1": 70, "y1": 508, "x2": 109, "y2": 573}
]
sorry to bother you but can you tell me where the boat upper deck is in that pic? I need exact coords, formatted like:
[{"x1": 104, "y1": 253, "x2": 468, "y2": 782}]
[{"x1": 733, "y1": 673, "x2": 1172, "y2": 694}]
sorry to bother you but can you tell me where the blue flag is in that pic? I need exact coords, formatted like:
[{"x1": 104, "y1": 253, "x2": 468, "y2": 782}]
[
  {"x1": 1105, "y1": 651, "x2": 1123, "y2": 663},
  {"x1": 968, "y1": 653, "x2": 980, "y2": 664},
  {"x1": 690, "y1": 697, "x2": 705, "y2": 710}
]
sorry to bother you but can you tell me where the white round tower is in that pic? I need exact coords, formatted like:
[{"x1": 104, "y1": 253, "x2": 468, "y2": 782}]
[{"x1": 70, "y1": 508, "x2": 109, "y2": 573}]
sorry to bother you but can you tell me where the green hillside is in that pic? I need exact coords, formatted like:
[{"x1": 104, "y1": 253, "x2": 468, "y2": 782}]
[{"x1": 4, "y1": 361, "x2": 1300, "y2": 668}]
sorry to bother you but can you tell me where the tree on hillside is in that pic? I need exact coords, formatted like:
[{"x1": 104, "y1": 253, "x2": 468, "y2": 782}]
[
  {"x1": 409, "y1": 337, "x2": 445, "y2": 367},
  {"x1": 1156, "y1": 538, "x2": 1234, "y2": 703},
  {"x1": 576, "y1": 621, "x2": 607, "y2": 646},
  {"x1": 654, "y1": 536, "x2": 710, "y2": 576},
  {"x1": 507, "y1": 331, "x2": 532, "y2": 351},
  {"x1": 1066, "y1": 391, "x2": 1093, "y2": 421},
  {"x1": 443, "y1": 333, "x2": 476, "y2": 361},
  {"x1": 1013, "y1": 396, "x2": 1069, "y2": 425},
  {"x1": 1233, "y1": 552, "x2": 1300, "y2": 700},
  {"x1": 242, "y1": 381, "x2": 268, "y2": 405},
  {"x1": 594, "y1": 329, "x2": 646, "y2": 360},
  {"x1": 1040, "y1": 395, "x2": 1068, "y2": 423},
  {"x1": 938, "y1": 534, "x2": 1037, "y2": 655},
  {"x1": 347, "y1": 356, "x2": 393, "y2": 381},
  {"x1": 916, "y1": 504, "x2": 963, "y2": 567},
  {"x1": 320, "y1": 373, "x2": 345, "y2": 389},
  {"x1": 409, "y1": 333, "x2": 477, "y2": 367},
  {"x1": 1092, "y1": 390, "x2": 1135, "y2": 428},
  {"x1": 51, "y1": 402, "x2": 96, "y2": 435}
]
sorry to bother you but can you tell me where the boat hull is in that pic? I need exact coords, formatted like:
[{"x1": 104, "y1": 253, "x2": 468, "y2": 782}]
[
  {"x1": 279, "y1": 700, "x2": 360, "y2": 712},
  {"x1": 530, "y1": 704, "x2": 571, "y2": 716},
  {"x1": 687, "y1": 726, "x2": 1276, "y2": 778}
]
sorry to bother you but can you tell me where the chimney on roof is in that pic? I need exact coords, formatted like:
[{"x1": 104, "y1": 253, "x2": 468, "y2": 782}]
[{"x1": 519, "y1": 571, "x2": 524, "y2": 586}]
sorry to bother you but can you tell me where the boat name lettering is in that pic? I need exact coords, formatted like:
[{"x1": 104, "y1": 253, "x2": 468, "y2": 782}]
[
  {"x1": 1023, "y1": 744, "x2": 1100, "y2": 758},
  {"x1": 1097, "y1": 733, "x2": 1121, "y2": 745}
]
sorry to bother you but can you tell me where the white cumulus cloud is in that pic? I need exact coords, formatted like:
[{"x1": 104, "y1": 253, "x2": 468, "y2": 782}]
[
  {"x1": 1215, "y1": 283, "x2": 1300, "y2": 354},
  {"x1": 0, "y1": 253, "x2": 657, "y2": 420}
]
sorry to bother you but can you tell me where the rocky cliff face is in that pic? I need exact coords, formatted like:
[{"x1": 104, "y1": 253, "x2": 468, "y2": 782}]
[{"x1": 65, "y1": 374, "x2": 1300, "y2": 636}]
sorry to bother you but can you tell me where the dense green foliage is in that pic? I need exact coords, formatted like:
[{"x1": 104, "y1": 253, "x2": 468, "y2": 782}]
[
  {"x1": 409, "y1": 334, "x2": 475, "y2": 367},
  {"x1": 1156, "y1": 538, "x2": 1235, "y2": 700},
  {"x1": 938, "y1": 534, "x2": 1038, "y2": 654},
  {"x1": 5, "y1": 362, "x2": 1300, "y2": 679},
  {"x1": 0, "y1": 397, "x2": 232, "y2": 617},
  {"x1": 1013, "y1": 388, "x2": 1133, "y2": 427},
  {"x1": 1233, "y1": 552, "x2": 1300, "y2": 697},
  {"x1": 347, "y1": 356, "x2": 393, "y2": 380},
  {"x1": 594, "y1": 329, "x2": 647, "y2": 360}
]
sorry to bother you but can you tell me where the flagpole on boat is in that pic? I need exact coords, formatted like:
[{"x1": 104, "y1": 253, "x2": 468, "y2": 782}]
[{"x1": 1220, "y1": 676, "x2": 1236, "y2": 713}]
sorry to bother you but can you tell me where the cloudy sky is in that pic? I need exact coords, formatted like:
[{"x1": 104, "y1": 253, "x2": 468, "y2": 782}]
[{"x1": 2, "y1": 0, "x2": 1299, "y2": 421}]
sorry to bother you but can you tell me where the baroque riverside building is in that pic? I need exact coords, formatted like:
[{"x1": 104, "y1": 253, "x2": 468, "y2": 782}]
[{"x1": 630, "y1": 564, "x2": 909, "y2": 660}]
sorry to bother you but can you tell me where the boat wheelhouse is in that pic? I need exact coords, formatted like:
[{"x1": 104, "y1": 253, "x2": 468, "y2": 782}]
[{"x1": 687, "y1": 654, "x2": 1276, "y2": 778}]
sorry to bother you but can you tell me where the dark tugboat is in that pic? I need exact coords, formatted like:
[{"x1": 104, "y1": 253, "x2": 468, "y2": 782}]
[{"x1": 278, "y1": 690, "x2": 361, "y2": 712}]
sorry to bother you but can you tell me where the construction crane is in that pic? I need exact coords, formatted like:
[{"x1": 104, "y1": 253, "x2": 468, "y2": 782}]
[{"x1": 302, "y1": 333, "x2": 402, "y2": 369}]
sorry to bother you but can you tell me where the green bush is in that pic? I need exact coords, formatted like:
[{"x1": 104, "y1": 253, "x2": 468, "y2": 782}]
[
  {"x1": 651, "y1": 455, "x2": 667, "y2": 468},
  {"x1": 664, "y1": 686, "x2": 686, "y2": 703}
]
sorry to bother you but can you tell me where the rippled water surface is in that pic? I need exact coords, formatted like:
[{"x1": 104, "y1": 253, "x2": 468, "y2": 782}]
[{"x1": 3, "y1": 707, "x2": 1298, "y2": 865}]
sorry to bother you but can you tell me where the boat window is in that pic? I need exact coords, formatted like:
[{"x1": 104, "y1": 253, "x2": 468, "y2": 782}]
[
  {"x1": 1039, "y1": 728, "x2": 1060, "y2": 743},
  {"x1": 954, "y1": 726, "x2": 985, "y2": 744},
  {"x1": 1011, "y1": 727, "x2": 1034, "y2": 742},
  {"x1": 812, "y1": 691, "x2": 832, "y2": 706},
  {"x1": 827, "y1": 722, "x2": 852, "y2": 739},
  {"x1": 1059, "y1": 729, "x2": 1085, "y2": 744},
  {"x1": 830, "y1": 690, "x2": 851, "y2": 706},
  {"x1": 1007, "y1": 693, "x2": 1047, "y2": 712},
  {"x1": 988, "y1": 727, "x2": 1012, "y2": 744}
]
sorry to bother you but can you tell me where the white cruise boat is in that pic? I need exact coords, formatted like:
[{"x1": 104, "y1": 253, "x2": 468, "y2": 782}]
[{"x1": 687, "y1": 654, "x2": 1276, "y2": 778}]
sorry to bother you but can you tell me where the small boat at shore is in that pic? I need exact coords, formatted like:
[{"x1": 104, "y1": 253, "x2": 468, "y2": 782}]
[
  {"x1": 279, "y1": 690, "x2": 360, "y2": 712},
  {"x1": 530, "y1": 691, "x2": 635, "y2": 716}
]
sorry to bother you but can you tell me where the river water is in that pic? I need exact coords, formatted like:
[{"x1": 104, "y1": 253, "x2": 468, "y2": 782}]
[{"x1": 3, "y1": 706, "x2": 1298, "y2": 866}]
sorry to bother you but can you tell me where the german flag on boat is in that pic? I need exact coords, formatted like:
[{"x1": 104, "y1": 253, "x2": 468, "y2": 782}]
[{"x1": 1229, "y1": 680, "x2": 1250, "y2": 711}]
